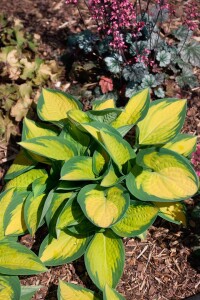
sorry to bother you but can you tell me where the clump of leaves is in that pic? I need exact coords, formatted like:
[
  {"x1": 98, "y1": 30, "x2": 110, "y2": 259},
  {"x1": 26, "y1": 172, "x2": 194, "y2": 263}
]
[
  {"x1": 0, "y1": 15, "x2": 63, "y2": 144},
  {"x1": 64, "y1": 1, "x2": 200, "y2": 99},
  {"x1": 0, "y1": 87, "x2": 199, "y2": 299}
]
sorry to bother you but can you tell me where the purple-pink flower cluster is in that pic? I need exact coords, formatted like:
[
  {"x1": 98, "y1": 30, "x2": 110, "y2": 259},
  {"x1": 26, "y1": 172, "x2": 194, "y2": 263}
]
[
  {"x1": 135, "y1": 49, "x2": 151, "y2": 66},
  {"x1": 65, "y1": 0, "x2": 146, "y2": 51},
  {"x1": 88, "y1": 0, "x2": 141, "y2": 50},
  {"x1": 155, "y1": 0, "x2": 169, "y2": 10},
  {"x1": 191, "y1": 144, "x2": 200, "y2": 177},
  {"x1": 65, "y1": 0, "x2": 199, "y2": 62},
  {"x1": 183, "y1": 1, "x2": 199, "y2": 31}
]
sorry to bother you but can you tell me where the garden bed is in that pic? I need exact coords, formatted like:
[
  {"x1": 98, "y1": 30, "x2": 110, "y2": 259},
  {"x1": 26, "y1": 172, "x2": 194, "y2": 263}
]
[{"x1": 0, "y1": 0, "x2": 200, "y2": 299}]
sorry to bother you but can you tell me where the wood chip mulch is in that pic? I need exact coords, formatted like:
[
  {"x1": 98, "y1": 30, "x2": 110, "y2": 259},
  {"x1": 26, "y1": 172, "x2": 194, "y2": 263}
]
[{"x1": 18, "y1": 222, "x2": 200, "y2": 300}]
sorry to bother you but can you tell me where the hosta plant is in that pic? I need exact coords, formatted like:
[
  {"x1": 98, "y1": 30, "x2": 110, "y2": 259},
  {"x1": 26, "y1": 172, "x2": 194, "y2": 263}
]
[{"x1": 1, "y1": 88, "x2": 199, "y2": 299}]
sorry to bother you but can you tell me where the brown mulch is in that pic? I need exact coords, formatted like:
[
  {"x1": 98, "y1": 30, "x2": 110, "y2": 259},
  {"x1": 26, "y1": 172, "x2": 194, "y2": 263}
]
[
  {"x1": 0, "y1": 0, "x2": 200, "y2": 299},
  {"x1": 19, "y1": 223, "x2": 200, "y2": 300},
  {"x1": 118, "y1": 224, "x2": 200, "y2": 300}
]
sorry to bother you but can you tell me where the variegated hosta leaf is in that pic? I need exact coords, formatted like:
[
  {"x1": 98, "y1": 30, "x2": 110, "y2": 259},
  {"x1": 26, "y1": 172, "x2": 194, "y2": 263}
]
[
  {"x1": 112, "y1": 201, "x2": 158, "y2": 237},
  {"x1": 137, "y1": 98, "x2": 187, "y2": 145},
  {"x1": 45, "y1": 192, "x2": 72, "y2": 230},
  {"x1": 92, "y1": 98, "x2": 115, "y2": 110},
  {"x1": 112, "y1": 88, "x2": 150, "y2": 129},
  {"x1": 22, "y1": 118, "x2": 56, "y2": 164},
  {"x1": 37, "y1": 190, "x2": 55, "y2": 231},
  {"x1": 79, "y1": 121, "x2": 121, "y2": 142},
  {"x1": 67, "y1": 218, "x2": 98, "y2": 235},
  {"x1": 0, "y1": 241, "x2": 47, "y2": 275},
  {"x1": 5, "y1": 169, "x2": 47, "y2": 191},
  {"x1": 0, "y1": 275, "x2": 21, "y2": 300},
  {"x1": 127, "y1": 148, "x2": 199, "y2": 202},
  {"x1": 154, "y1": 201, "x2": 186, "y2": 225},
  {"x1": 162, "y1": 133, "x2": 197, "y2": 157},
  {"x1": 0, "y1": 189, "x2": 15, "y2": 240},
  {"x1": 23, "y1": 150, "x2": 50, "y2": 165},
  {"x1": 57, "y1": 281, "x2": 100, "y2": 300},
  {"x1": 4, "y1": 150, "x2": 35, "y2": 180},
  {"x1": 37, "y1": 88, "x2": 81, "y2": 122},
  {"x1": 22, "y1": 117, "x2": 58, "y2": 140},
  {"x1": 20, "y1": 285, "x2": 43, "y2": 300},
  {"x1": 92, "y1": 147, "x2": 107, "y2": 176},
  {"x1": 4, "y1": 191, "x2": 29, "y2": 236},
  {"x1": 79, "y1": 123, "x2": 104, "y2": 141},
  {"x1": 32, "y1": 176, "x2": 48, "y2": 197},
  {"x1": 67, "y1": 109, "x2": 91, "y2": 124},
  {"x1": 24, "y1": 192, "x2": 46, "y2": 236},
  {"x1": 56, "y1": 181, "x2": 82, "y2": 191},
  {"x1": 77, "y1": 184, "x2": 129, "y2": 228},
  {"x1": 100, "y1": 163, "x2": 121, "y2": 187},
  {"x1": 103, "y1": 284, "x2": 125, "y2": 300},
  {"x1": 85, "y1": 230, "x2": 125, "y2": 290},
  {"x1": 19, "y1": 136, "x2": 76, "y2": 161},
  {"x1": 39, "y1": 230, "x2": 89, "y2": 266},
  {"x1": 137, "y1": 231, "x2": 147, "y2": 240},
  {"x1": 63, "y1": 123, "x2": 90, "y2": 155},
  {"x1": 99, "y1": 130, "x2": 135, "y2": 171},
  {"x1": 116, "y1": 125, "x2": 134, "y2": 137},
  {"x1": 56, "y1": 196, "x2": 84, "y2": 230},
  {"x1": 61, "y1": 157, "x2": 97, "y2": 181}
]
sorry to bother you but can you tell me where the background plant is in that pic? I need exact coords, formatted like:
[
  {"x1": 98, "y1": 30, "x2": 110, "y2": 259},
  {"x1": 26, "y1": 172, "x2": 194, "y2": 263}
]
[
  {"x1": 0, "y1": 87, "x2": 199, "y2": 299},
  {"x1": 0, "y1": 15, "x2": 64, "y2": 146},
  {"x1": 191, "y1": 144, "x2": 200, "y2": 178},
  {"x1": 64, "y1": 0, "x2": 200, "y2": 99}
]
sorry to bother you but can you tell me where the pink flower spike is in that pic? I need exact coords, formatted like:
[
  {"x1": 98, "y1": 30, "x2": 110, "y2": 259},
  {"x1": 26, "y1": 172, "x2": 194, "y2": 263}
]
[{"x1": 191, "y1": 144, "x2": 200, "y2": 178}]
